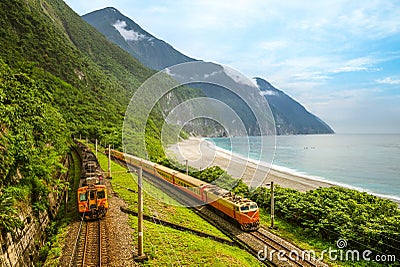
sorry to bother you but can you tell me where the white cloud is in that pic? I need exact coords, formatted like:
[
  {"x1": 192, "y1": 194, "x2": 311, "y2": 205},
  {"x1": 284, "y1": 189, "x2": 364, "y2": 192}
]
[
  {"x1": 293, "y1": 71, "x2": 331, "y2": 82},
  {"x1": 331, "y1": 57, "x2": 376, "y2": 73},
  {"x1": 259, "y1": 41, "x2": 288, "y2": 51},
  {"x1": 179, "y1": 0, "x2": 269, "y2": 30},
  {"x1": 203, "y1": 70, "x2": 221, "y2": 79},
  {"x1": 376, "y1": 77, "x2": 400, "y2": 85},
  {"x1": 113, "y1": 20, "x2": 146, "y2": 41},
  {"x1": 254, "y1": 55, "x2": 381, "y2": 92},
  {"x1": 336, "y1": 4, "x2": 400, "y2": 39},
  {"x1": 310, "y1": 89, "x2": 400, "y2": 133},
  {"x1": 259, "y1": 90, "x2": 278, "y2": 96}
]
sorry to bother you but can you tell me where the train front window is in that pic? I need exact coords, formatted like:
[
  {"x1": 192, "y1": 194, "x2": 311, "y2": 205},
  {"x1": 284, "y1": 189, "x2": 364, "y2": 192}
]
[
  {"x1": 240, "y1": 206, "x2": 250, "y2": 212},
  {"x1": 89, "y1": 191, "x2": 96, "y2": 200},
  {"x1": 97, "y1": 190, "x2": 105, "y2": 199},
  {"x1": 80, "y1": 193, "x2": 87, "y2": 201},
  {"x1": 250, "y1": 204, "x2": 258, "y2": 210}
]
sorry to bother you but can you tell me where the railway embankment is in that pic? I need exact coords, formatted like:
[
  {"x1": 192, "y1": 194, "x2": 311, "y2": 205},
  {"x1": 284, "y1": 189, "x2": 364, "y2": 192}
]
[
  {"x1": 0, "y1": 156, "x2": 70, "y2": 267},
  {"x1": 89, "y1": 144, "x2": 264, "y2": 266}
]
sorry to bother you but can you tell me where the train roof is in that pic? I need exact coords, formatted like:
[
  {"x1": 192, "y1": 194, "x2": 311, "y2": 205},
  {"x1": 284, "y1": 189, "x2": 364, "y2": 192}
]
[
  {"x1": 173, "y1": 171, "x2": 207, "y2": 188},
  {"x1": 121, "y1": 150, "x2": 257, "y2": 209},
  {"x1": 123, "y1": 153, "x2": 157, "y2": 167},
  {"x1": 77, "y1": 184, "x2": 106, "y2": 191},
  {"x1": 122, "y1": 153, "x2": 207, "y2": 188},
  {"x1": 204, "y1": 184, "x2": 256, "y2": 208}
]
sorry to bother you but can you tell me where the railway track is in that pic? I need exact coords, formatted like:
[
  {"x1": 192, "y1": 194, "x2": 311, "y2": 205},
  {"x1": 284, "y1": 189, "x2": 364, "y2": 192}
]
[
  {"x1": 73, "y1": 219, "x2": 108, "y2": 267},
  {"x1": 112, "y1": 156, "x2": 330, "y2": 266},
  {"x1": 247, "y1": 227, "x2": 328, "y2": 267}
]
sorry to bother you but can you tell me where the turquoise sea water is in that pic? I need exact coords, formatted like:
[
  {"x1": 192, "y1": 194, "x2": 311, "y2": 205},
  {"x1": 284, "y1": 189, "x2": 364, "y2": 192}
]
[{"x1": 210, "y1": 134, "x2": 400, "y2": 201}]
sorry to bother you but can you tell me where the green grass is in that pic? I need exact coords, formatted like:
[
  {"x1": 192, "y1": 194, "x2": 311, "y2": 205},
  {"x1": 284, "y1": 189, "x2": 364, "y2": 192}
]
[
  {"x1": 258, "y1": 205, "x2": 391, "y2": 266},
  {"x1": 41, "y1": 147, "x2": 81, "y2": 267},
  {"x1": 139, "y1": 224, "x2": 257, "y2": 266},
  {"x1": 259, "y1": 207, "x2": 335, "y2": 264},
  {"x1": 93, "y1": 147, "x2": 262, "y2": 266},
  {"x1": 95, "y1": 144, "x2": 395, "y2": 267}
]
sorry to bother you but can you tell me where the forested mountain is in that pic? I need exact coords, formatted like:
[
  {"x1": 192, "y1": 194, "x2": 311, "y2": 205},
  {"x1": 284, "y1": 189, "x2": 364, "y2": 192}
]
[
  {"x1": 1, "y1": 0, "x2": 150, "y2": 142},
  {"x1": 0, "y1": 0, "x2": 200, "y2": 232},
  {"x1": 0, "y1": 0, "x2": 204, "y2": 151},
  {"x1": 83, "y1": 7, "x2": 334, "y2": 135}
]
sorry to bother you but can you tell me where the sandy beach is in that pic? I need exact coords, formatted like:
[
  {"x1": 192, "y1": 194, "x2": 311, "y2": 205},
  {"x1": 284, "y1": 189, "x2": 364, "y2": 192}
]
[{"x1": 166, "y1": 137, "x2": 334, "y2": 192}]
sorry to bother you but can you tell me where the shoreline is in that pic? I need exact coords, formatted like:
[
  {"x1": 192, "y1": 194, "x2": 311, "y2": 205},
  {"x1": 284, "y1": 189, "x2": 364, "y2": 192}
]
[
  {"x1": 166, "y1": 137, "x2": 334, "y2": 192},
  {"x1": 167, "y1": 137, "x2": 400, "y2": 206}
]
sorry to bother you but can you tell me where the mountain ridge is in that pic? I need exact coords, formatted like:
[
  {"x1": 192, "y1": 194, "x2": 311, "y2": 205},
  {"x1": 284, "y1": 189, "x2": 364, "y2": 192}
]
[
  {"x1": 83, "y1": 7, "x2": 195, "y2": 70},
  {"x1": 83, "y1": 7, "x2": 334, "y2": 135},
  {"x1": 0, "y1": 0, "x2": 207, "y2": 159}
]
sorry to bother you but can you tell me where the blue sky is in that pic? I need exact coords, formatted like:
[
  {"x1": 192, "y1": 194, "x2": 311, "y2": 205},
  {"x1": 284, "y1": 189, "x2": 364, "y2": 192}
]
[{"x1": 64, "y1": 0, "x2": 400, "y2": 133}]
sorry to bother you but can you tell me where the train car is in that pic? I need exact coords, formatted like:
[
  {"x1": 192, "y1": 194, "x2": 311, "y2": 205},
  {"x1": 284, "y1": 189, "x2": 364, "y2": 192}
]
[
  {"x1": 110, "y1": 149, "x2": 259, "y2": 231},
  {"x1": 76, "y1": 142, "x2": 108, "y2": 219},
  {"x1": 79, "y1": 147, "x2": 104, "y2": 187},
  {"x1": 203, "y1": 185, "x2": 259, "y2": 231},
  {"x1": 77, "y1": 184, "x2": 108, "y2": 219},
  {"x1": 173, "y1": 171, "x2": 207, "y2": 201}
]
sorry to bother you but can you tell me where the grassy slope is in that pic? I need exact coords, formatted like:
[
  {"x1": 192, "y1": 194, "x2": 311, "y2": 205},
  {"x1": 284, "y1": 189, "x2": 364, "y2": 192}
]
[
  {"x1": 41, "y1": 148, "x2": 82, "y2": 266},
  {"x1": 92, "y1": 146, "x2": 262, "y2": 266}
]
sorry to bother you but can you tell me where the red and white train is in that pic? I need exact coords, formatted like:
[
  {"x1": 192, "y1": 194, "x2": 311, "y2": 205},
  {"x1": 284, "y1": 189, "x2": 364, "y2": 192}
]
[{"x1": 110, "y1": 149, "x2": 259, "y2": 231}]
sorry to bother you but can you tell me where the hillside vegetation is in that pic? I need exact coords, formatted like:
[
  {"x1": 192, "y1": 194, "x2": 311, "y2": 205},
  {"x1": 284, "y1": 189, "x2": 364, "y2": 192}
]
[
  {"x1": 0, "y1": 59, "x2": 70, "y2": 230},
  {"x1": 0, "y1": 0, "x2": 201, "y2": 234},
  {"x1": 0, "y1": 0, "x2": 152, "y2": 142},
  {"x1": 160, "y1": 159, "x2": 400, "y2": 265},
  {"x1": 1, "y1": 1, "x2": 398, "y2": 266}
]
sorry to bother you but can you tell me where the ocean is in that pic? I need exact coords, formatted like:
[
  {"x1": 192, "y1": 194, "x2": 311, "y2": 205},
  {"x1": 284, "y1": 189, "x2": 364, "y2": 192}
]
[{"x1": 210, "y1": 134, "x2": 400, "y2": 202}]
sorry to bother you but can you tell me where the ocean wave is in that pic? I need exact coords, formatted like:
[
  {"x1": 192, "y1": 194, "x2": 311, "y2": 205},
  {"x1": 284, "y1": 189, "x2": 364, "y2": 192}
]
[{"x1": 206, "y1": 138, "x2": 400, "y2": 204}]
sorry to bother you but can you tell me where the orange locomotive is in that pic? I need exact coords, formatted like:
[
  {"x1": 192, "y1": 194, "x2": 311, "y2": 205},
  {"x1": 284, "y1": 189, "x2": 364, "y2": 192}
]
[
  {"x1": 110, "y1": 149, "x2": 259, "y2": 231},
  {"x1": 77, "y1": 184, "x2": 108, "y2": 219},
  {"x1": 76, "y1": 143, "x2": 108, "y2": 219}
]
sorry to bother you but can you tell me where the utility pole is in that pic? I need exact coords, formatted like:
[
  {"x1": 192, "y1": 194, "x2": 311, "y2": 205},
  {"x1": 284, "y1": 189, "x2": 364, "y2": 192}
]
[
  {"x1": 107, "y1": 145, "x2": 111, "y2": 179},
  {"x1": 134, "y1": 167, "x2": 148, "y2": 262},
  {"x1": 270, "y1": 181, "x2": 275, "y2": 228},
  {"x1": 138, "y1": 167, "x2": 144, "y2": 255},
  {"x1": 185, "y1": 159, "x2": 189, "y2": 175},
  {"x1": 64, "y1": 185, "x2": 68, "y2": 216},
  {"x1": 95, "y1": 139, "x2": 98, "y2": 158}
]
